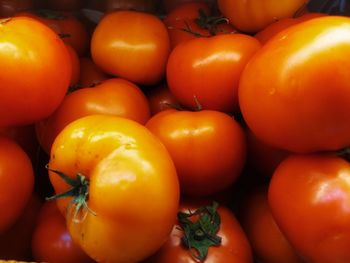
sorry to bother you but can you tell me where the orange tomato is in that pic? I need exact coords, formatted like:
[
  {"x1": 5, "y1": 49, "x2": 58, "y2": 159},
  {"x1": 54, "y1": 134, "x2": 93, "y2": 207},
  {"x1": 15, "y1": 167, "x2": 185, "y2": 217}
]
[
  {"x1": 36, "y1": 78, "x2": 151, "y2": 154},
  {"x1": 91, "y1": 10, "x2": 170, "y2": 86},
  {"x1": 239, "y1": 16, "x2": 350, "y2": 153},
  {"x1": 146, "y1": 109, "x2": 246, "y2": 196},
  {"x1": 146, "y1": 84, "x2": 180, "y2": 115},
  {"x1": 167, "y1": 33, "x2": 261, "y2": 112},
  {"x1": 66, "y1": 44, "x2": 80, "y2": 86},
  {"x1": 48, "y1": 115, "x2": 180, "y2": 262},
  {"x1": 218, "y1": 0, "x2": 308, "y2": 33},
  {"x1": 78, "y1": 57, "x2": 110, "y2": 87},
  {"x1": 0, "y1": 16, "x2": 71, "y2": 127}
]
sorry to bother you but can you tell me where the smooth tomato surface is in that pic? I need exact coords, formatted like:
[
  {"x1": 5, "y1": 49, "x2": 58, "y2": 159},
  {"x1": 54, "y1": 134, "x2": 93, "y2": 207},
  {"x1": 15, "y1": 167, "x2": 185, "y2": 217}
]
[
  {"x1": 0, "y1": 16, "x2": 71, "y2": 127},
  {"x1": 146, "y1": 109, "x2": 246, "y2": 196},
  {"x1": 48, "y1": 115, "x2": 180, "y2": 263},
  {"x1": 218, "y1": 0, "x2": 307, "y2": 33},
  {"x1": 91, "y1": 10, "x2": 170, "y2": 86},
  {"x1": 269, "y1": 154, "x2": 350, "y2": 263},
  {"x1": 167, "y1": 33, "x2": 261, "y2": 112},
  {"x1": 239, "y1": 16, "x2": 350, "y2": 153},
  {"x1": 36, "y1": 78, "x2": 151, "y2": 153},
  {"x1": 0, "y1": 137, "x2": 34, "y2": 233}
]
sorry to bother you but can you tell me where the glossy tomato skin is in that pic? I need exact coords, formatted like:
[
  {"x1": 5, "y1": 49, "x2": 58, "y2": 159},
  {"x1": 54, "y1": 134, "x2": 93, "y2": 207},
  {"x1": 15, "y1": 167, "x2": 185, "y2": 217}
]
[
  {"x1": 36, "y1": 78, "x2": 151, "y2": 154},
  {"x1": 239, "y1": 16, "x2": 350, "y2": 153},
  {"x1": 218, "y1": 0, "x2": 307, "y2": 33},
  {"x1": 0, "y1": 137, "x2": 34, "y2": 233},
  {"x1": 239, "y1": 186, "x2": 303, "y2": 263},
  {"x1": 268, "y1": 154, "x2": 350, "y2": 263},
  {"x1": 167, "y1": 34, "x2": 261, "y2": 113},
  {"x1": 146, "y1": 109, "x2": 246, "y2": 196},
  {"x1": 32, "y1": 201, "x2": 94, "y2": 263},
  {"x1": 146, "y1": 201, "x2": 253, "y2": 263},
  {"x1": 91, "y1": 10, "x2": 170, "y2": 86},
  {"x1": 49, "y1": 115, "x2": 180, "y2": 263},
  {"x1": 65, "y1": 44, "x2": 80, "y2": 86},
  {"x1": 0, "y1": 16, "x2": 71, "y2": 127}
]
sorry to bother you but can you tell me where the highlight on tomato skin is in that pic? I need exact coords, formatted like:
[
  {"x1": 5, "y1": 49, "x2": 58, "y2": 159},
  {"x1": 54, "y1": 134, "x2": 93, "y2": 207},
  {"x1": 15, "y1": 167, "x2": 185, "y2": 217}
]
[{"x1": 47, "y1": 114, "x2": 180, "y2": 263}]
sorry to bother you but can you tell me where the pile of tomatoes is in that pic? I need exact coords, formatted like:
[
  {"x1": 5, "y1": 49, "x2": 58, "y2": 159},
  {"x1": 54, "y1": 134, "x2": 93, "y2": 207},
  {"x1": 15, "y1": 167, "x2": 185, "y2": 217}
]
[{"x1": 1, "y1": 0, "x2": 350, "y2": 262}]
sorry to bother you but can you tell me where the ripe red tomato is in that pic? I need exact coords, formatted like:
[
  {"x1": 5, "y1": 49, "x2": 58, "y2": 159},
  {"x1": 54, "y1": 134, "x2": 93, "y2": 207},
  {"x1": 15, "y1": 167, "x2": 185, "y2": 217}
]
[
  {"x1": 88, "y1": 0, "x2": 158, "y2": 13},
  {"x1": 36, "y1": 78, "x2": 151, "y2": 154},
  {"x1": 0, "y1": 16, "x2": 71, "y2": 127},
  {"x1": 32, "y1": 201, "x2": 94, "y2": 263},
  {"x1": 146, "y1": 109, "x2": 246, "y2": 196},
  {"x1": 239, "y1": 186, "x2": 303, "y2": 263},
  {"x1": 65, "y1": 44, "x2": 80, "y2": 86},
  {"x1": 239, "y1": 16, "x2": 350, "y2": 153},
  {"x1": 0, "y1": 194, "x2": 42, "y2": 261},
  {"x1": 218, "y1": 0, "x2": 307, "y2": 33},
  {"x1": 167, "y1": 33, "x2": 261, "y2": 112},
  {"x1": 0, "y1": 137, "x2": 34, "y2": 233},
  {"x1": 145, "y1": 201, "x2": 253, "y2": 263},
  {"x1": 162, "y1": 0, "x2": 216, "y2": 13},
  {"x1": 91, "y1": 10, "x2": 170, "y2": 86},
  {"x1": 48, "y1": 115, "x2": 180, "y2": 262},
  {"x1": 268, "y1": 154, "x2": 350, "y2": 262}
]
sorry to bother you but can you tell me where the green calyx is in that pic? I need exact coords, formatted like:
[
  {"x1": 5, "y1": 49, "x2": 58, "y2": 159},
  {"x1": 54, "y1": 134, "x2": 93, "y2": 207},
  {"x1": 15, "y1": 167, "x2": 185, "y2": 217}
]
[
  {"x1": 46, "y1": 165, "x2": 96, "y2": 222},
  {"x1": 177, "y1": 202, "x2": 222, "y2": 261},
  {"x1": 195, "y1": 9, "x2": 230, "y2": 36}
]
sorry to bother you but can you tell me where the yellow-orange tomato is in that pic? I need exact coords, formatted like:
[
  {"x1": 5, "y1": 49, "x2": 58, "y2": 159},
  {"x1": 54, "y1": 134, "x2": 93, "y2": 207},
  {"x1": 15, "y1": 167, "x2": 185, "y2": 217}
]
[
  {"x1": 239, "y1": 16, "x2": 350, "y2": 153},
  {"x1": 146, "y1": 109, "x2": 246, "y2": 196},
  {"x1": 36, "y1": 78, "x2": 151, "y2": 154},
  {"x1": 218, "y1": 0, "x2": 308, "y2": 33},
  {"x1": 91, "y1": 10, "x2": 170, "y2": 86},
  {"x1": 48, "y1": 114, "x2": 180, "y2": 262},
  {"x1": 0, "y1": 16, "x2": 71, "y2": 127}
]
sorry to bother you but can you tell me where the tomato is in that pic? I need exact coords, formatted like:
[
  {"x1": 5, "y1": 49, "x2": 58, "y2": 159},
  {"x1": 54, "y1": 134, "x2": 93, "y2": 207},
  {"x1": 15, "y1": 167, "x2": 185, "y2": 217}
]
[
  {"x1": 36, "y1": 78, "x2": 151, "y2": 154},
  {"x1": 0, "y1": 16, "x2": 71, "y2": 127},
  {"x1": 146, "y1": 84, "x2": 180, "y2": 116},
  {"x1": 246, "y1": 129, "x2": 290, "y2": 177},
  {"x1": 146, "y1": 109, "x2": 246, "y2": 196},
  {"x1": 32, "y1": 201, "x2": 94, "y2": 263},
  {"x1": 145, "y1": 201, "x2": 253, "y2": 263},
  {"x1": 18, "y1": 10, "x2": 89, "y2": 56},
  {"x1": 91, "y1": 10, "x2": 170, "y2": 86},
  {"x1": 0, "y1": 194, "x2": 42, "y2": 261},
  {"x1": 218, "y1": 0, "x2": 308, "y2": 33},
  {"x1": 268, "y1": 154, "x2": 350, "y2": 262},
  {"x1": 164, "y1": 2, "x2": 236, "y2": 49},
  {"x1": 0, "y1": 0, "x2": 34, "y2": 17},
  {"x1": 239, "y1": 16, "x2": 350, "y2": 153},
  {"x1": 239, "y1": 185, "x2": 303, "y2": 263},
  {"x1": 167, "y1": 33, "x2": 261, "y2": 112},
  {"x1": 78, "y1": 57, "x2": 110, "y2": 87},
  {"x1": 48, "y1": 114, "x2": 180, "y2": 262},
  {"x1": 66, "y1": 44, "x2": 80, "y2": 86},
  {"x1": 255, "y1": 12, "x2": 327, "y2": 44},
  {"x1": 0, "y1": 137, "x2": 34, "y2": 233}
]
